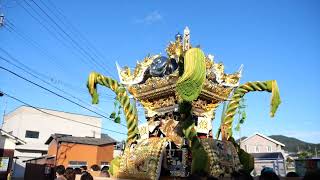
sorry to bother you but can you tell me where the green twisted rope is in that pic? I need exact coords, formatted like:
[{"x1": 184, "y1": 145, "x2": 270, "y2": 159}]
[
  {"x1": 220, "y1": 80, "x2": 281, "y2": 140},
  {"x1": 87, "y1": 72, "x2": 139, "y2": 142},
  {"x1": 182, "y1": 120, "x2": 208, "y2": 174},
  {"x1": 179, "y1": 102, "x2": 208, "y2": 174}
]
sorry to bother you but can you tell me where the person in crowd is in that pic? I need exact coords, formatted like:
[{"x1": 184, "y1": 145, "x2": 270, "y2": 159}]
[
  {"x1": 100, "y1": 166, "x2": 110, "y2": 177},
  {"x1": 231, "y1": 169, "x2": 253, "y2": 180},
  {"x1": 64, "y1": 167, "x2": 75, "y2": 180},
  {"x1": 55, "y1": 165, "x2": 67, "y2": 180},
  {"x1": 90, "y1": 164, "x2": 100, "y2": 171},
  {"x1": 259, "y1": 167, "x2": 279, "y2": 180},
  {"x1": 80, "y1": 171, "x2": 93, "y2": 180},
  {"x1": 286, "y1": 171, "x2": 299, "y2": 177},
  {"x1": 74, "y1": 167, "x2": 82, "y2": 175},
  {"x1": 80, "y1": 166, "x2": 87, "y2": 173}
]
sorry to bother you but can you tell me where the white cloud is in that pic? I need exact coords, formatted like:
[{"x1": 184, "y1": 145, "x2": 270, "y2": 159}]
[{"x1": 133, "y1": 11, "x2": 163, "y2": 24}]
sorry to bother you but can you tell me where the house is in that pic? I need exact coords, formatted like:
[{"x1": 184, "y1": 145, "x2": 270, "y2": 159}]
[
  {"x1": 44, "y1": 134, "x2": 117, "y2": 168},
  {"x1": 240, "y1": 133, "x2": 285, "y2": 153},
  {"x1": 22, "y1": 134, "x2": 117, "y2": 180},
  {"x1": 0, "y1": 129, "x2": 26, "y2": 179},
  {"x1": 2, "y1": 106, "x2": 102, "y2": 179},
  {"x1": 251, "y1": 152, "x2": 286, "y2": 176},
  {"x1": 240, "y1": 133, "x2": 286, "y2": 176}
]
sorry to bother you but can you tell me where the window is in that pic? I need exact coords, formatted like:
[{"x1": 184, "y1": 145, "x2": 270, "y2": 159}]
[
  {"x1": 245, "y1": 145, "x2": 248, "y2": 152},
  {"x1": 267, "y1": 146, "x2": 272, "y2": 152},
  {"x1": 25, "y1": 130, "x2": 39, "y2": 138},
  {"x1": 69, "y1": 161, "x2": 87, "y2": 168},
  {"x1": 255, "y1": 146, "x2": 259, "y2": 153}
]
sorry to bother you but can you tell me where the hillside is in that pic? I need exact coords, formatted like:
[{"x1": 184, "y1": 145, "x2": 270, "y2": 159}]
[{"x1": 269, "y1": 135, "x2": 320, "y2": 153}]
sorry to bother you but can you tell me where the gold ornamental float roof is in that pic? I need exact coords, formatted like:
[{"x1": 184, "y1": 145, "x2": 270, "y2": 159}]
[{"x1": 116, "y1": 27, "x2": 243, "y2": 102}]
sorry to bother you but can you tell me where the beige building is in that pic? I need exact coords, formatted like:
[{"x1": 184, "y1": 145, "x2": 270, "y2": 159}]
[
  {"x1": 2, "y1": 106, "x2": 102, "y2": 179},
  {"x1": 240, "y1": 133, "x2": 285, "y2": 153},
  {"x1": 240, "y1": 133, "x2": 286, "y2": 176}
]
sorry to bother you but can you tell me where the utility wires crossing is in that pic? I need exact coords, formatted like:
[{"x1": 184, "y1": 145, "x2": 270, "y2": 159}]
[
  {"x1": 0, "y1": 91, "x2": 127, "y2": 135},
  {"x1": 0, "y1": 65, "x2": 127, "y2": 128}
]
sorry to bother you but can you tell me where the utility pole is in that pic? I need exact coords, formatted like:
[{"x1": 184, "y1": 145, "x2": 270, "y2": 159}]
[
  {"x1": 1, "y1": 91, "x2": 7, "y2": 128},
  {"x1": 0, "y1": 14, "x2": 4, "y2": 27}
]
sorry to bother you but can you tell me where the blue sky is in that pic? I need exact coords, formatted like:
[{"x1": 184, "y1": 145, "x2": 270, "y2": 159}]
[{"x1": 0, "y1": 0, "x2": 319, "y2": 143}]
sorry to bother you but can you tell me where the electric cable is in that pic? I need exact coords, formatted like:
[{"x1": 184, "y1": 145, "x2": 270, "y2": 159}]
[
  {"x1": 0, "y1": 52, "x2": 113, "y2": 119},
  {"x1": 0, "y1": 65, "x2": 127, "y2": 127},
  {"x1": 0, "y1": 91, "x2": 127, "y2": 135},
  {"x1": 27, "y1": 0, "x2": 114, "y2": 77},
  {"x1": 39, "y1": 0, "x2": 115, "y2": 78}
]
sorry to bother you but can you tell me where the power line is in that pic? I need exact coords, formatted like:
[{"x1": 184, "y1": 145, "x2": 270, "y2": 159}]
[
  {"x1": 4, "y1": 19, "x2": 68, "y2": 76},
  {"x1": 0, "y1": 28, "x2": 114, "y2": 99},
  {"x1": 39, "y1": 0, "x2": 115, "y2": 77},
  {"x1": 4, "y1": 19, "x2": 116, "y2": 98},
  {"x1": 0, "y1": 46, "x2": 114, "y2": 102},
  {"x1": 0, "y1": 28, "x2": 64, "y2": 82},
  {"x1": 26, "y1": 0, "x2": 114, "y2": 77},
  {"x1": 16, "y1": 0, "x2": 103, "y2": 73},
  {"x1": 0, "y1": 49, "x2": 113, "y2": 118},
  {"x1": 0, "y1": 91, "x2": 127, "y2": 135},
  {"x1": 0, "y1": 27, "x2": 114, "y2": 98},
  {"x1": 0, "y1": 65, "x2": 127, "y2": 127},
  {"x1": 4, "y1": 8, "x2": 117, "y2": 95}
]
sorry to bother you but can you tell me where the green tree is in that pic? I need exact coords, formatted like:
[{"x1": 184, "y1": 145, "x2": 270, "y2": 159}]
[{"x1": 298, "y1": 151, "x2": 312, "y2": 159}]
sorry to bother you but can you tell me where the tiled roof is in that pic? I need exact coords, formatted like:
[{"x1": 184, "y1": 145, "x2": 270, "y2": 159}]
[
  {"x1": 251, "y1": 152, "x2": 284, "y2": 160},
  {"x1": 45, "y1": 134, "x2": 117, "y2": 146}
]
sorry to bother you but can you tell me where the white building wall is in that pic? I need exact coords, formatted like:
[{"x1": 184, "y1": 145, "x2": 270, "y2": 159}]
[
  {"x1": 2, "y1": 106, "x2": 102, "y2": 178},
  {"x1": 3, "y1": 106, "x2": 102, "y2": 151},
  {"x1": 0, "y1": 136, "x2": 16, "y2": 150}
]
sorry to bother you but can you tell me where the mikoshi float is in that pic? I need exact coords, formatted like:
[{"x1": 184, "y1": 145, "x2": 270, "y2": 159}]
[{"x1": 87, "y1": 27, "x2": 281, "y2": 179}]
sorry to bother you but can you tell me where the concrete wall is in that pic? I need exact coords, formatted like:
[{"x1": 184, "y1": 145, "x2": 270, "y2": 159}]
[
  {"x1": 2, "y1": 106, "x2": 102, "y2": 178},
  {"x1": 0, "y1": 135, "x2": 16, "y2": 150},
  {"x1": 12, "y1": 149, "x2": 44, "y2": 178},
  {"x1": 3, "y1": 106, "x2": 102, "y2": 151},
  {"x1": 240, "y1": 134, "x2": 283, "y2": 153}
]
